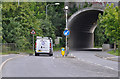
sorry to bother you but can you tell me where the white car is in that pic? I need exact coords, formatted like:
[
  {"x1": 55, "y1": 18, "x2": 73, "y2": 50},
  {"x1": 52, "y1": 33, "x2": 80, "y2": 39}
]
[{"x1": 35, "y1": 36, "x2": 53, "y2": 56}]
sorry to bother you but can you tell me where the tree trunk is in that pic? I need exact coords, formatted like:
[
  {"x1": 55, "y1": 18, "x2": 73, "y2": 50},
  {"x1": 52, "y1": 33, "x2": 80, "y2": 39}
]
[
  {"x1": 118, "y1": 40, "x2": 120, "y2": 55},
  {"x1": 114, "y1": 41, "x2": 116, "y2": 52}
]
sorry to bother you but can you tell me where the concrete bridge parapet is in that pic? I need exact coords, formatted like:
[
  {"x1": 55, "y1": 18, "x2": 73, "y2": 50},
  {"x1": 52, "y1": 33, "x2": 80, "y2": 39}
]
[{"x1": 68, "y1": 7, "x2": 104, "y2": 50}]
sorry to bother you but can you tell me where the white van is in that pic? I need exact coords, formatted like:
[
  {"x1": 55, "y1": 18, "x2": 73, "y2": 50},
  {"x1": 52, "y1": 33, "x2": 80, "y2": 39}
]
[{"x1": 35, "y1": 36, "x2": 53, "y2": 56}]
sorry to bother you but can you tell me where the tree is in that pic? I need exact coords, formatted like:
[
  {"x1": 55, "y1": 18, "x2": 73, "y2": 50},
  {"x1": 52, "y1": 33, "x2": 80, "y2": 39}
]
[
  {"x1": 2, "y1": 2, "x2": 56, "y2": 50},
  {"x1": 2, "y1": 2, "x2": 44, "y2": 49},
  {"x1": 0, "y1": 2, "x2": 2, "y2": 43},
  {"x1": 83, "y1": 2, "x2": 92, "y2": 8},
  {"x1": 94, "y1": 18, "x2": 106, "y2": 47},
  {"x1": 47, "y1": 2, "x2": 65, "y2": 37},
  {"x1": 98, "y1": 3, "x2": 120, "y2": 51},
  {"x1": 39, "y1": 19, "x2": 56, "y2": 42},
  {"x1": 118, "y1": 1, "x2": 120, "y2": 53}
]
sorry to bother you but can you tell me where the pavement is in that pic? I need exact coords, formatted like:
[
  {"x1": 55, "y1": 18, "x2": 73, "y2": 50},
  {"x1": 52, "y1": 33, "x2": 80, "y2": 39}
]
[{"x1": 95, "y1": 51, "x2": 120, "y2": 62}]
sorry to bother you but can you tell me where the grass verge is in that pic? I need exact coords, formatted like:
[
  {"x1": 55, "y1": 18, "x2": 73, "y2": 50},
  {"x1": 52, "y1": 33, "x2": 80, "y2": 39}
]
[
  {"x1": 107, "y1": 49, "x2": 120, "y2": 56},
  {"x1": 94, "y1": 46, "x2": 102, "y2": 48},
  {"x1": 0, "y1": 50, "x2": 34, "y2": 55},
  {"x1": 0, "y1": 51, "x2": 19, "y2": 55},
  {"x1": 53, "y1": 47, "x2": 61, "y2": 51},
  {"x1": 0, "y1": 47, "x2": 62, "y2": 55},
  {"x1": 19, "y1": 49, "x2": 34, "y2": 54}
]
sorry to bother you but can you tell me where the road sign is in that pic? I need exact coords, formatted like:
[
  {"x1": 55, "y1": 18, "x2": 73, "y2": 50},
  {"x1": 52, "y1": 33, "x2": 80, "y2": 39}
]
[
  {"x1": 63, "y1": 30, "x2": 70, "y2": 36},
  {"x1": 31, "y1": 29, "x2": 36, "y2": 51},
  {"x1": 31, "y1": 29, "x2": 36, "y2": 34}
]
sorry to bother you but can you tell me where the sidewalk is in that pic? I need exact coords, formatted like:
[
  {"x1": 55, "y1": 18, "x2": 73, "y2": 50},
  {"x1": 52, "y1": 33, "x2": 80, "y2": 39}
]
[{"x1": 95, "y1": 50, "x2": 120, "y2": 62}]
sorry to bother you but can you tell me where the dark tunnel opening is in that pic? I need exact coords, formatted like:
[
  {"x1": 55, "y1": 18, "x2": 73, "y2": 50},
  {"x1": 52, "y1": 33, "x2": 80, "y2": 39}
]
[{"x1": 68, "y1": 8, "x2": 103, "y2": 50}]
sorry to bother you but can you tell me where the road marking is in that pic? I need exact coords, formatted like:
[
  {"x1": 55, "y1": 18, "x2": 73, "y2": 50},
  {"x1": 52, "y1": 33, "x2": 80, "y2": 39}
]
[
  {"x1": 96, "y1": 64, "x2": 102, "y2": 66},
  {"x1": 73, "y1": 54, "x2": 117, "y2": 71},
  {"x1": 0, "y1": 55, "x2": 9, "y2": 57},
  {"x1": 0, "y1": 55, "x2": 24, "y2": 72},
  {"x1": 104, "y1": 66, "x2": 115, "y2": 70}
]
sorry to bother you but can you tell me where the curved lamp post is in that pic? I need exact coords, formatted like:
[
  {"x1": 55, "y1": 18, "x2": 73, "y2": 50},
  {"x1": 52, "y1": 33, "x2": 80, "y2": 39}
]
[{"x1": 46, "y1": 3, "x2": 60, "y2": 19}]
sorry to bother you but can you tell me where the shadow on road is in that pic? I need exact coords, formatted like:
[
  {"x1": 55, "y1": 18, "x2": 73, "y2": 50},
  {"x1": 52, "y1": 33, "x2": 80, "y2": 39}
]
[{"x1": 29, "y1": 54, "x2": 52, "y2": 57}]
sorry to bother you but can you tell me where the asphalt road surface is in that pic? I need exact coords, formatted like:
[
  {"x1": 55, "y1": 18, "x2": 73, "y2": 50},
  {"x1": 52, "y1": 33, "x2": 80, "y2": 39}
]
[{"x1": 1, "y1": 51, "x2": 119, "y2": 77}]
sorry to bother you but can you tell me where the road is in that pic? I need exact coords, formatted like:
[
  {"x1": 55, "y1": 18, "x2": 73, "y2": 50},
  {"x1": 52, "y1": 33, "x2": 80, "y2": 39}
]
[
  {"x1": 1, "y1": 51, "x2": 119, "y2": 77},
  {"x1": 70, "y1": 51, "x2": 118, "y2": 71}
]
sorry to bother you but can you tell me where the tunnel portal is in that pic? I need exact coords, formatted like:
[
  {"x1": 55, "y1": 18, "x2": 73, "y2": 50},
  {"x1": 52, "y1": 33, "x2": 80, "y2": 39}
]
[{"x1": 68, "y1": 8, "x2": 103, "y2": 50}]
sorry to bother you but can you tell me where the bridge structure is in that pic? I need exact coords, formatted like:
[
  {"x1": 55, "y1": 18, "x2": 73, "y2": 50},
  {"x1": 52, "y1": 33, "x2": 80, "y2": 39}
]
[{"x1": 68, "y1": 7, "x2": 104, "y2": 50}]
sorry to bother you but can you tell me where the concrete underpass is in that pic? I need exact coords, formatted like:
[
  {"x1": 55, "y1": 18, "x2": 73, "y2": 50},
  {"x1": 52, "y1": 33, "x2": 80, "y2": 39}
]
[{"x1": 68, "y1": 8, "x2": 103, "y2": 50}]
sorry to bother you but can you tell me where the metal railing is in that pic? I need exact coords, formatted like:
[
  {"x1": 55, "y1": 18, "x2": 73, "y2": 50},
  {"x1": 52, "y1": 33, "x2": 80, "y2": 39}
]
[{"x1": 0, "y1": 43, "x2": 17, "y2": 53}]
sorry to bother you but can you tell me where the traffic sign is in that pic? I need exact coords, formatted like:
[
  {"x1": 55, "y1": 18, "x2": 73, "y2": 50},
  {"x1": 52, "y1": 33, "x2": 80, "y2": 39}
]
[
  {"x1": 63, "y1": 30, "x2": 70, "y2": 36},
  {"x1": 31, "y1": 29, "x2": 36, "y2": 34},
  {"x1": 31, "y1": 29, "x2": 36, "y2": 51}
]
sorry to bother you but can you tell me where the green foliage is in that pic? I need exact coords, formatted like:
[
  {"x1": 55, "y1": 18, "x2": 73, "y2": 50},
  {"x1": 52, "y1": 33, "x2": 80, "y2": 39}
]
[
  {"x1": 2, "y1": 2, "x2": 54, "y2": 50},
  {"x1": 2, "y1": 2, "x2": 94, "y2": 51},
  {"x1": 39, "y1": 19, "x2": 56, "y2": 41},
  {"x1": 118, "y1": 2, "x2": 120, "y2": 53},
  {"x1": 16, "y1": 36, "x2": 30, "y2": 50},
  {"x1": 69, "y1": 3, "x2": 78, "y2": 15},
  {"x1": 98, "y1": 3, "x2": 120, "y2": 45},
  {"x1": 83, "y1": 2, "x2": 92, "y2": 8},
  {"x1": 107, "y1": 49, "x2": 119, "y2": 56},
  {"x1": 59, "y1": 37, "x2": 65, "y2": 47},
  {"x1": 118, "y1": 41, "x2": 120, "y2": 53},
  {"x1": 0, "y1": 2, "x2": 2, "y2": 43},
  {"x1": 47, "y1": 2, "x2": 65, "y2": 37},
  {"x1": 94, "y1": 19, "x2": 106, "y2": 47},
  {"x1": 0, "y1": 51, "x2": 19, "y2": 55},
  {"x1": 19, "y1": 49, "x2": 34, "y2": 54},
  {"x1": 53, "y1": 46, "x2": 61, "y2": 51},
  {"x1": 2, "y1": 18, "x2": 22, "y2": 43}
]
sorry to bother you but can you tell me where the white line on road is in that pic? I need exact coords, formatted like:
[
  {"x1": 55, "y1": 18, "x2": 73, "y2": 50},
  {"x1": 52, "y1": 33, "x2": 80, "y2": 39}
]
[
  {"x1": 75, "y1": 55, "x2": 118, "y2": 71},
  {"x1": 104, "y1": 66, "x2": 115, "y2": 70},
  {"x1": 0, "y1": 55, "x2": 9, "y2": 57},
  {"x1": 0, "y1": 55, "x2": 24, "y2": 71}
]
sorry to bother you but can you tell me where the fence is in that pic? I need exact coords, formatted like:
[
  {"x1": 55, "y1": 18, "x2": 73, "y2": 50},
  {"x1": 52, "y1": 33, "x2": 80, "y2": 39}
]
[{"x1": 0, "y1": 43, "x2": 17, "y2": 53}]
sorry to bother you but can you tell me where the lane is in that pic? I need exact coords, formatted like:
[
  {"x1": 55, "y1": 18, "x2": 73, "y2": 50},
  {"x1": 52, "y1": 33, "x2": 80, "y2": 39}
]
[
  {"x1": 69, "y1": 51, "x2": 118, "y2": 71},
  {"x1": 0, "y1": 54, "x2": 22, "y2": 63},
  {"x1": 2, "y1": 53, "x2": 118, "y2": 77}
]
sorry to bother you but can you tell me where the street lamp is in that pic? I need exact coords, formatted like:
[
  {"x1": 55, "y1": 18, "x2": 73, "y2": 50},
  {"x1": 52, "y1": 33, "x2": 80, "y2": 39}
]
[
  {"x1": 18, "y1": 0, "x2": 19, "y2": 5},
  {"x1": 46, "y1": 3, "x2": 60, "y2": 19},
  {"x1": 65, "y1": 5, "x2": 69, "y2": 56},
  {"x1": 55, "y1": 3, "x2": 60, "y2": 5},
  {"x1": 65, "y1": 5, "x2": 68, "y2": 29}
]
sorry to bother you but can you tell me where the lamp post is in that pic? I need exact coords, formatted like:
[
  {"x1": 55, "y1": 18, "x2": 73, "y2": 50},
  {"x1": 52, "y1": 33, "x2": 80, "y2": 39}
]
[
  {"x1": 18, "y1": 0, "x2": 19, "y2": 5},
  {"x1": 46, "y1": 3, "x2": 60, "y2": 19},
  {"x1": 65, "y1": 5, "x2": 68, "y2": 56}
]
